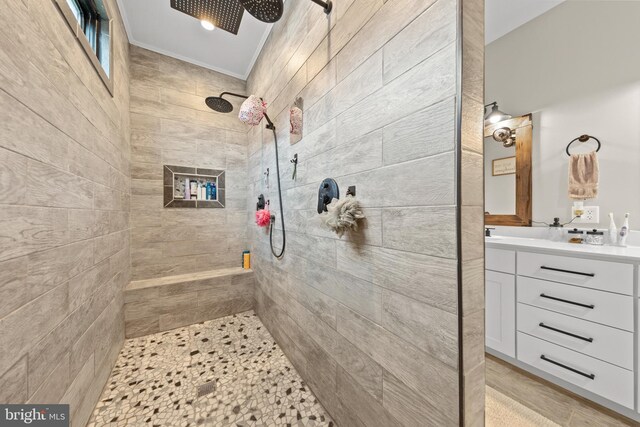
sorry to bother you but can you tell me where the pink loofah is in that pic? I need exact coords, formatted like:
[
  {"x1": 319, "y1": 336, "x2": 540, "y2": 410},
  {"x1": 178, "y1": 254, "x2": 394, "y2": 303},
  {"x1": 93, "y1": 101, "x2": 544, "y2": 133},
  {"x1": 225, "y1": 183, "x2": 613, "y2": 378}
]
[{"x1": 255, "y1": 209, "x2": 271, "y2": 227}]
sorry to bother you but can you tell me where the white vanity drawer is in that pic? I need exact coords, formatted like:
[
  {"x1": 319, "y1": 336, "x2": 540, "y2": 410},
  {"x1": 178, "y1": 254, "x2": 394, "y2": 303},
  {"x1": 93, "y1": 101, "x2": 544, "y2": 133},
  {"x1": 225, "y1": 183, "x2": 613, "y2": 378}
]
[
  {"x1": 517, "y1": 303, "x2": 633, "y2": 370},
  {"x1": 517, "y1": 276, "x2": 634, "y2": 332},
  {"x1": 486, "y1": 248, "x2": 515, "y2": 274},
  {"x1": 517, "y1": 252, "x2": 633, "y2": 295},
  {"x1": 518, "y1": 333, "x2": 634, "y2": 408}
]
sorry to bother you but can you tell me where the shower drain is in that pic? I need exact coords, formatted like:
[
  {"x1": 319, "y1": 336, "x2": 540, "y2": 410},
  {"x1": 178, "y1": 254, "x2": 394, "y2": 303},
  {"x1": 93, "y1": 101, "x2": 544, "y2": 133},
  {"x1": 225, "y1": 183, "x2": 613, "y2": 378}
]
[{"x1": 196, "y1": 381, "x2": 217, "y2": 398}]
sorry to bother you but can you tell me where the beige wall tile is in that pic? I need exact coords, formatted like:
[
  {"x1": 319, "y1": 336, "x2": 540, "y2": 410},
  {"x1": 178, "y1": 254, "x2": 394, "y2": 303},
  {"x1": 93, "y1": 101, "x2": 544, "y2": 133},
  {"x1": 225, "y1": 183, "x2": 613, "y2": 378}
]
[
  {"x1": 382, "y1": 206, "x2": 456, "y2": 257},
  {"x1": 0, "y1": 258, "x2": 28, "y2": 319},
  {"x1": 336, "y1": 366, "x2": 402, "y2": 427},
  {"x1": 337, "y1": 305, "x2": 459, "y2": 419},
  {"x1": 338, "y1": 42, "x2": 456, "y2": 143},
  {"x1": 27, "y1": 240, "x2": 94, "y2": 300},
  {"x1": 382, "y1": 98, "x2": 456, "y2": 166},
  {"x1": 246, "y1": 0, "x2": 484, "y2": 423},
  {"x1": 0, "y1": 1, "x2": 131, "y2": 424},
  {"x1": 383, "y1": 0, "x2": 457, "y2": 83},
  {"x1": 28, "y1": 354, "x2": 70, "y2": 404},
  {"x1": 0, "y1": 357, "x2": 28, "y2": 404},
  {"x1": 0, "y1": 283, "x2": 69, "y2": 377},
  {"x1": 129, "y1": 47, "x2": 249, "y2": 280},
  {"x1": 0, "y1": 147, "x2": 27, "y2": 205},
  {"x1": 381, "y1": 289, "x2": 458, "y2": 368},
  {"x1": 383, "y1": 370, "x2": 457, "y2": 426},
  {"x1": 0, "y1": 206, "x2": 68, "y2": 262}
]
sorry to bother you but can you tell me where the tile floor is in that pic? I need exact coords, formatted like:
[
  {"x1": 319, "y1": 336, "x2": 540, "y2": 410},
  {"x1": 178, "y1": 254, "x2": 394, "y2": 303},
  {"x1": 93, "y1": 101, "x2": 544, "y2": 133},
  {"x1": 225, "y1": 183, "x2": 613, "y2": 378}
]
[
  {"x1": 486, "y1": 386, "x2": 559, "y2": 426},
  {"x1": 90, "y1": 310, "x2": 627, "y2": 427},
  {"x1": 486, "y1": 354, "x2": 635, "y2": 426},
  {"x1": 89, "y1": 311, "x2": 334, "y2": 426}
]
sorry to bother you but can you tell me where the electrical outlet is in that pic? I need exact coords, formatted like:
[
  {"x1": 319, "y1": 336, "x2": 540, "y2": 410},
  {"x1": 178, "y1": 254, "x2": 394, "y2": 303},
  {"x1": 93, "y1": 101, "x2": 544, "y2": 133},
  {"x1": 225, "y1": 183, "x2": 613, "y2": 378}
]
[{"x1": 572, "y1": 205, "x2": 600, "y2": 223}]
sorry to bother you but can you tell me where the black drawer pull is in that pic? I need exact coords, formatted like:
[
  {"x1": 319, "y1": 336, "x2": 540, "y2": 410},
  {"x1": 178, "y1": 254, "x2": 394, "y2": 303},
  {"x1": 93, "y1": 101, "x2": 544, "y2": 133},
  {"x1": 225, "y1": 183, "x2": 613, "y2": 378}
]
[
  {"x1": 539, "y1": 323, "x2": 594, "y2": 342},
  {"x1": 540, "y1": 293, "x2": 595, "y2": 309},
  {"x1": 540, "y1": 266, "x2": 595, "y2": 277},
  {"x1": 540, "y1": 355, "x2": 595, "y2": 380}
]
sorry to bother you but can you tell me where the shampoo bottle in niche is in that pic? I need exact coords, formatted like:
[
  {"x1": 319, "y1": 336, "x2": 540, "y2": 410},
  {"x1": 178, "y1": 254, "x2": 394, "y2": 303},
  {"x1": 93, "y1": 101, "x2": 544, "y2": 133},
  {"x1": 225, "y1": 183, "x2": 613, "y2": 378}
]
[
  {"x1": 619, "y1": 213, "x2": 630, "y2": 247},
  {"x1": 211, "y1": 181, "x2": 217, "y2": 200},
  {"x1": 206, "y1": 182, "x2": 212, "y2": 200},
  {"x1": 184, "y1": 178, "x2": 190, "y2": 200},
  {"x1": 608, "y1": 213, "x2": 617, "y2": 245}
]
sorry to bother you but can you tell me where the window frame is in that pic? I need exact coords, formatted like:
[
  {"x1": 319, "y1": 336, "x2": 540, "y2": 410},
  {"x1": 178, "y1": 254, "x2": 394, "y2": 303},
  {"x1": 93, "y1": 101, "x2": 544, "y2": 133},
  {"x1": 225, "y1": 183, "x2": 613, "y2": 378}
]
[{"x1": 54, "y1": 0, "x2": 114, "y2": 96}]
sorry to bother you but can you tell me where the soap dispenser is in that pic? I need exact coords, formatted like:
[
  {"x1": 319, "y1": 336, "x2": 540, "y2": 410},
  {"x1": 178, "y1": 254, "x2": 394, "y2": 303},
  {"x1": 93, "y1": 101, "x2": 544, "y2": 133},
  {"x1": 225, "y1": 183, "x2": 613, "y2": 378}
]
[
  {"x1": 619, "y1": 213, "x2": 630, "y2": 247},
  {"x1": 608, "y1": 213, "x2": 618, "y2": 245},
  {"x1": 547, "y1": 217, "x2": 563, "y2": 242}
]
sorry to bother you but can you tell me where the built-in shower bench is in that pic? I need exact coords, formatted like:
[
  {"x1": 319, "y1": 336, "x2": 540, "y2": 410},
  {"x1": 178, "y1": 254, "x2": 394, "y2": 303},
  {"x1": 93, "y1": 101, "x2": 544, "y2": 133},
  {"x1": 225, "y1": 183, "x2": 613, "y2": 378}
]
[{"x1": 124, "y1": 267, "x2": 254, "y2": 338}]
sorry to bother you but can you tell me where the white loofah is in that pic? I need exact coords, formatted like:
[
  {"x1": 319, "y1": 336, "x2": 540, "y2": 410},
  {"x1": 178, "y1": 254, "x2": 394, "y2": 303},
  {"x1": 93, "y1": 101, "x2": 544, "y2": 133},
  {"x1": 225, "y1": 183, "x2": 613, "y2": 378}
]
[{"x1": 322, "y1": 196, "x2": 365, "y2": 237}]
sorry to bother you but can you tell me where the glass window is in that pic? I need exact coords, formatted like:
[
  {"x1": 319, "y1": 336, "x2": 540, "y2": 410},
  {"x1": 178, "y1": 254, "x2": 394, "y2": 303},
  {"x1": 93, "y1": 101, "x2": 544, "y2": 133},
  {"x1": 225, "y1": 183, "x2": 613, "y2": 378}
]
[
  {"x1": 65, "y1": 0, "x2": 82, "y2": 26},
  {"x1": 56, "y1": 0, "x2": 113, "y2": 92}
]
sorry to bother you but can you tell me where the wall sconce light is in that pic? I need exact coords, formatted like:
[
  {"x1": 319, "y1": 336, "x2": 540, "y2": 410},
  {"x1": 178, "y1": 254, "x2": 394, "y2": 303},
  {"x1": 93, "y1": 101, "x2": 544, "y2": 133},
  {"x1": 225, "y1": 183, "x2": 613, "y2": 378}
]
[
  {"x1": 492, "y1": 127, "x2": 516, "y2": 147},
  {"x1": 484, "y1": 102, "x2": 512, "y2": 124}
]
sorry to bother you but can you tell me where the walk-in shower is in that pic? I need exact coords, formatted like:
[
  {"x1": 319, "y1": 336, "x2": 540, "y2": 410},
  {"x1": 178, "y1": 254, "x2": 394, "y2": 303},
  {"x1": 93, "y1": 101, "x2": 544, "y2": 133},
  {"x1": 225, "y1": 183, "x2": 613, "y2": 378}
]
[{"x1": 206, "y1": 92, "x2": 286, "y2": 258}]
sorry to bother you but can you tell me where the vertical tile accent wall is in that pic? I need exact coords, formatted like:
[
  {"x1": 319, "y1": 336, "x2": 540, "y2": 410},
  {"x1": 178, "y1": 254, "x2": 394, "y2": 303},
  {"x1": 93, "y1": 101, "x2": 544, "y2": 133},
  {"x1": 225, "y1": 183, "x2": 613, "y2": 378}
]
[
  {"x1": 459, "y1": 0, "x2": 486, "y2": 425},
  {"x1": 129, "y1": 47, "x2": 250, "y2": 280},
  {"x1": 246, "y1": 0, "x2": 484, "y2": 425},
  {"x1": 0, "y1": 1, "x2": 131, "y2": 425}
]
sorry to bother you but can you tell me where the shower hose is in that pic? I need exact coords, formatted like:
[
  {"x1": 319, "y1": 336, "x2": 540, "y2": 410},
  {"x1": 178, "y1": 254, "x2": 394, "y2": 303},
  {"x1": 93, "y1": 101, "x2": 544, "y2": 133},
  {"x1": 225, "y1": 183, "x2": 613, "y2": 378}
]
[{"x1": 266, "y1": 123, "x2": 286, "y2": 258}]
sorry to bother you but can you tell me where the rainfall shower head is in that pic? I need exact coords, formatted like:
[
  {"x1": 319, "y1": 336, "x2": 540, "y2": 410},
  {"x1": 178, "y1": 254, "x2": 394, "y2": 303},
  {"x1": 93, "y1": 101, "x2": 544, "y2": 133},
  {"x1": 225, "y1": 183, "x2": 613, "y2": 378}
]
[
  {"x1": 239, "y1": 0, "x2": 332, "y2": 24},
  {"x1": 205, "y1": 92, "x2": 249, "y2": 113},
  {"x1": 170, "y1": 0, "x2": 245, "y2": 35},
  {"x1": 204, "y1": 92, "x2": 276, "y2": 129},
  {"x1": 238, "y1": 0, "x2": 284, "y2": 23},
  {"x1": 205, "y1": 96, "x2": 234, "y2": 113}
]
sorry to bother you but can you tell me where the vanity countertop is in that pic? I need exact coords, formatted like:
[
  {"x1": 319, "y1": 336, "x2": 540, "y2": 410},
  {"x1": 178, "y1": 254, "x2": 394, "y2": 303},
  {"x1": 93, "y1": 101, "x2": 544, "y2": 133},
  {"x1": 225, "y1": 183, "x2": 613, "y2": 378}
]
[{"x1": 485, "y1": 235, "x2": 640, "y2": 262}]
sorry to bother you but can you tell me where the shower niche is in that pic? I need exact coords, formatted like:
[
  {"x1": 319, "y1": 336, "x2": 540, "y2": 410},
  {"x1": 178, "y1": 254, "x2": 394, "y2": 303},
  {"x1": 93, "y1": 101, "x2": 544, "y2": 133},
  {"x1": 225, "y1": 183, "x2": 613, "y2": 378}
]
[{"x1": 163, "y1": 165, "x2": 225, "y2": 208}]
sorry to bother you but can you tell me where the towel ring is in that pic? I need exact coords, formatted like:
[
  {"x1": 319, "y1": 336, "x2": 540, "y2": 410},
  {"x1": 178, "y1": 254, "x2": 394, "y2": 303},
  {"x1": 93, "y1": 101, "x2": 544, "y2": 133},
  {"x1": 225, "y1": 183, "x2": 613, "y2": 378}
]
[{"x1": 566, "y1": 134, "x2": 601, "y2": 156}]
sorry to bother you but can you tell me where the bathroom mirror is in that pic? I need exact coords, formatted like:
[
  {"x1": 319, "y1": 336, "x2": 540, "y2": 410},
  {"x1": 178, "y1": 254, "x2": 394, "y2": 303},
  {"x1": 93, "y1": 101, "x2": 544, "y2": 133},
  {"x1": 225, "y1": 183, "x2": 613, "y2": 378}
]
[{"x1": 484, "y1": 114, "x2": 532, "y2": 226}]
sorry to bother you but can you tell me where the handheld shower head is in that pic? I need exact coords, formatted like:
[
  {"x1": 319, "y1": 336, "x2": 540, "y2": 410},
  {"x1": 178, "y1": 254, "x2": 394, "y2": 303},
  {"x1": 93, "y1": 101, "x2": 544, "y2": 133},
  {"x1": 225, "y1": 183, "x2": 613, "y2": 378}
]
[
  {"x1": 205, "y1": 96, "x2": 234, "y2": 113},
  {"x1": 205, "y1": 88, "x2": 284, "y2": 258}
]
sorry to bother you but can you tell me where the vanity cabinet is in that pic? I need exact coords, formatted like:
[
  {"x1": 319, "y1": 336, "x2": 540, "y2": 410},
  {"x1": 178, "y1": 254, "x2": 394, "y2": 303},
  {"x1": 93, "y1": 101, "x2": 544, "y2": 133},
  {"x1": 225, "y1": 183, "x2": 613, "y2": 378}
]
[
  {"x1": 517, "y1": 251, "x2": 634, "y2": 295},
  {"x1": 485, "y1": 249, "x2": 516, "y2": 357},
  {"x1": 485, "y1": 241, "x2": 639, "y2": 419}
]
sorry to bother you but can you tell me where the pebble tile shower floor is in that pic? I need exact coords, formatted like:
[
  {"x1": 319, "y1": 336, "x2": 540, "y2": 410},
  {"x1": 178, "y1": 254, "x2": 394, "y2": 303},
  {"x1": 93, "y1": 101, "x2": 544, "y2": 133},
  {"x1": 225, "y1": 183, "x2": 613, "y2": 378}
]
[{"x1": 88, "y1": 311, "x2": 334, "y2": 426}]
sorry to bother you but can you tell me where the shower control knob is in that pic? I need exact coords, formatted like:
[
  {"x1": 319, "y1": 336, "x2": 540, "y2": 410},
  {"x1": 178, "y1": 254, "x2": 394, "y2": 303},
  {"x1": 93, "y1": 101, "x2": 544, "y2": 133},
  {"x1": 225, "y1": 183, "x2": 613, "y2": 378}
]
[{"x1": 317, "y1": 178, "x2": 339, "y2": 214}]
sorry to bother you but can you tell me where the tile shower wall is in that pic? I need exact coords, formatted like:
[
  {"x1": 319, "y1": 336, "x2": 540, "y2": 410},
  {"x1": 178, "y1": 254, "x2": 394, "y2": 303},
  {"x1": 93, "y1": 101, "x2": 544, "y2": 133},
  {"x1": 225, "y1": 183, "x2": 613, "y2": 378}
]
[
  {"x1": 129, "y1": 47, "x2": 249, "y2": 280},
  {"x1": 0, "y1": 1, "x2": 131, "y2": 426},
  {"x1": 246, "y1": 0, "x2": 484, "y2": 425}
]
